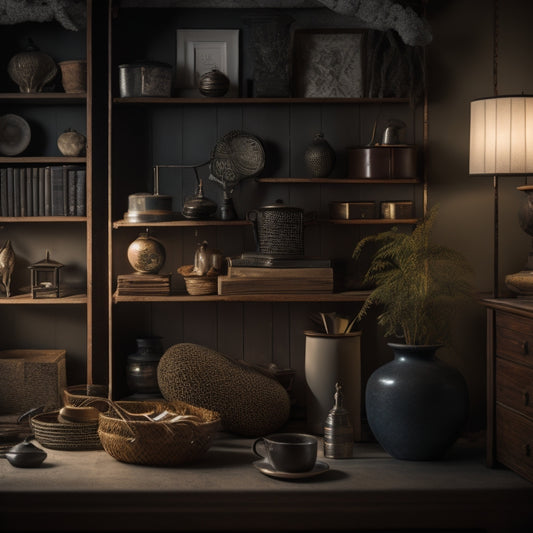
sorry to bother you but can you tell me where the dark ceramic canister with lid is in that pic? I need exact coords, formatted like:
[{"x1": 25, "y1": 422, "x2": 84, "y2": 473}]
[
  {"x1": 126, "y1": 336, "x2": 164, "y2": 396},
  {"x1": 247, "y1": 199, "x2": 304, "y2": 256}
]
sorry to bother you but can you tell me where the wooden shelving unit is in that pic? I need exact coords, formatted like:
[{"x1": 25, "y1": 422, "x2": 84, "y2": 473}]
[
  {"x1": 107, "y1": 1, "x2": 426, "y2": 400},
  {"x1": 0, "y1": 0, "x2": 103, "y2": 386}
]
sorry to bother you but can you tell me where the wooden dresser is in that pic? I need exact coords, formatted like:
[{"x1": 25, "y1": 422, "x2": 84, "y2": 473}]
[{"x1": 484, "y1": 298, "x2": 533, "y2": 483}]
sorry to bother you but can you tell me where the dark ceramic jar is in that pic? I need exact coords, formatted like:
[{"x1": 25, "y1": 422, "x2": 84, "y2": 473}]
[
  {"x1": 365, "y1": 343, "x2": 469, "y2": 460},
  {"x1": 126, "y1": 336, "x2": 164, "y2": 395},
  {"x1": 198, "y1": 69, "x2": 230, "y2": 97},
  {"x1": 304, "y1": 132, "x2": 336, "y2": 178}
]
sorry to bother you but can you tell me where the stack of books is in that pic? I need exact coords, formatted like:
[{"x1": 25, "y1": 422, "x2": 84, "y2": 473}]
[
  {"x1": 0, "y1": 165, "x2": 86, "y2": 217},
  {"x1": 217, "y1": 253, "x2": 334, "y2": 295},
  {"x1": 116, "y1": 273, "x2": 171, "y2": 296}
]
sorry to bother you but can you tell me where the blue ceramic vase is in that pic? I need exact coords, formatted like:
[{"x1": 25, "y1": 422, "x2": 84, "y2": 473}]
[{"x1": 365, "y1": 343, "x2": 469, "y2": 460}]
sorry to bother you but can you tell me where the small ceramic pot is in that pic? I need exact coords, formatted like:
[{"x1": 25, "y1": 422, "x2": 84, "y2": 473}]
[
  {"x1": 58, "y1": 60, "x2": 87, "y2": 93},
  {"x1": 304, "y1": 133, "x2": 336, "y2": 178},
  {"x1": 57, "y1": 128, "x2": 86, "y2": 156},
  {"x1": 198, "y1": 69, "x2": 230, "y2": 97},
  {"x1": 127, "y1": 231, "x2": 166, "y2": 274}
]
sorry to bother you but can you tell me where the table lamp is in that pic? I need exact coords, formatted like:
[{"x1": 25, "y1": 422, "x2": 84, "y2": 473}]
[{"x1": 469, "y1": 95, "x2": 533, "y2": 296}]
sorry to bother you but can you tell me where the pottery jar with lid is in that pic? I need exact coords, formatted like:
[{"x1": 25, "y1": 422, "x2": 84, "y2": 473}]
[
  {"x1": 247, "y1": 199, "x2": 304, "y2": 256},
  {"x1": 198, "y1": 69, "x2": 230, "y2": 97},
  {"x1": 127, "y1": 230, "x2": 166, "y2": 274},
  {"x1": 57, "y1": 128, "x2": 86, "y2": 156},
  {"x1": 7, "y1": 39, "x2": 57, "y2": 93},
  {"x1": 126, "y1": 336, "x2": 164, "y2": 396},
  {"x1": 304, "y1": 132, "x2": 336, "y2": 178}
]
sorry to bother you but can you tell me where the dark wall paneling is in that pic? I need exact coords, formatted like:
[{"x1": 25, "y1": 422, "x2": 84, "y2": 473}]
[{"x1": 0, "y1": 306, "x2": 87, "y2": 386}]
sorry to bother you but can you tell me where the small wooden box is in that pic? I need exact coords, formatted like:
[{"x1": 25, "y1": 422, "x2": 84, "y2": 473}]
[
  {"x1": 0, "y1": 349, "x2": 67, "y2": 415},
  {"x1": 329, "y1": 201, "x2": 376, "y2": 220}
]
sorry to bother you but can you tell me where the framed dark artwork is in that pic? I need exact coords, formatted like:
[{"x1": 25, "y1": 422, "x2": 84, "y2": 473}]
[{"x1": 292, "y1": 29, "x2": 366, "y2": 98}]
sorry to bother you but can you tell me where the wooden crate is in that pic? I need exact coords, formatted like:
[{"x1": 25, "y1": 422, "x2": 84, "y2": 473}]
[{"x1": 0, "y1": 349, "x2": 67, "y2": 415}]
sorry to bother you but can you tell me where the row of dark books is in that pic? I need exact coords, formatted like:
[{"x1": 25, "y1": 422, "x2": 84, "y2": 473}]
[{"x1": 0, "y1": 165, "x2": 86, "y2": 217}]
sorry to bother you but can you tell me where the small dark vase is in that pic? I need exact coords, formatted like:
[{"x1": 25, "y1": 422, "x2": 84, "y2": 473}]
[
  {"x1": 304, "y1": 133, "x2": 336, "y2": 178},
  {"x1": 126, "y1": 336, "x2": 164, "y2": 396},
  {"x1": 365, "y1": 343, "x2": 469, "y2": 460}
]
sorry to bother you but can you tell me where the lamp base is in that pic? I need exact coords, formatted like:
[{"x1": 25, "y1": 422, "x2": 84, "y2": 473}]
[{"x1": 505, "y1": 270, "x2": 533, "y2": 297}]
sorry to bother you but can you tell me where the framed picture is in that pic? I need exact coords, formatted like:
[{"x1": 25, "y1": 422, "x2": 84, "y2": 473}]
[
  {"x1": 292, "y1": 29, "x2": 366, "y2": 98},
  {"x1": 176, "y1": 29, "x2": 239, "y2": 96}
]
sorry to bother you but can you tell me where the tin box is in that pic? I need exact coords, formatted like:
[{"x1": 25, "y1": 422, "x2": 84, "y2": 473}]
[
  {"x1": 329, "y1": 201, "x2": 376, "y2": 220},
  {"x1": 347, "y1": 145, "x2": 417, "y2": 179},
  {"x1": 380, "y1": 201, "x2": 414, "y2": 219},
  {"x1": 119, "y1": 61, "x2": 172, "y2": 97}
]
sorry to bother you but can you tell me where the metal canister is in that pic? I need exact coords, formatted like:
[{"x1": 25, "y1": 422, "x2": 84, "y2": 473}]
[{"x1": 323, "y1": 383, "x2": 354, "y2": 459}]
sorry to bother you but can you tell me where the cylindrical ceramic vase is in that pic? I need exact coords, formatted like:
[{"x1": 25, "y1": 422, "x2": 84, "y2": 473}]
[{"x1": 304, "y1": 331, "x2": 361, "y2": 439}]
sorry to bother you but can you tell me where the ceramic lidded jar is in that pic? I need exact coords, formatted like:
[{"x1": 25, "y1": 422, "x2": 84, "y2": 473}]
[
  {"x1": 198, "y1": 69, "x2": 230, "y2": 97},
  {"x1": 127, "y1": 231, "x2": 166, "y2": 274},
  {"x1": 8, "y1": 39, "x2": 57, "y2": 93},
  {"x1": 304, "y1": 132, "x2": 336, "y2": 178},
  {"x1": 126, "y1": 336, "x2": 164, "y2": 395},
  {"x1": 57, "y1": 128, "x2": 86, "y2": 156}
]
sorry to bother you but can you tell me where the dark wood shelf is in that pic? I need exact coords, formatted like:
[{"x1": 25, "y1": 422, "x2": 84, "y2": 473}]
[
  {"x1": 113, "y1": 290, "x2": 371, "y2": 303},
  {"x1": 325, "y1": 218, "x2": 419, "y2": 225},
  {"x1": 0, "y1": 92, "x2": 86, "y2": 104},
  {"x1": 0, "y1": 157, "x2": 86, "y2": 164},
  {"x1": 113, "y1": 218, "x2": 251, "y2": 228},
  {"x1": 113, "y1": 96, "x2": 410, "y2": 105},
  {"x1": 0, "y1": 292, "x2": 88, "y2": 304},
  {"x1": 257, "y1": 177, "x2": 422, "y2": 184},
  {"x1": 0, "y1": 216, "x2": 87, "y2": 223}
]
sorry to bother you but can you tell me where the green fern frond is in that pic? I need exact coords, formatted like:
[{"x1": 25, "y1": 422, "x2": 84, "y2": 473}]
[{"x1": 353, "y1": 206, "x2": 474, "y2": 345}]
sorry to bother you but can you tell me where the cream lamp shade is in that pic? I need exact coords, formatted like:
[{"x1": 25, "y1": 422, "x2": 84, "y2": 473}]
[{"x1": 469, "y1": 95, "x2": 533, "y2": 175}]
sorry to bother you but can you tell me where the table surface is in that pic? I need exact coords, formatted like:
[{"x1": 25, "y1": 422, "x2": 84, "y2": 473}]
[{"x1": 1, "y1": 433, "x2": 533, "y2": 532}]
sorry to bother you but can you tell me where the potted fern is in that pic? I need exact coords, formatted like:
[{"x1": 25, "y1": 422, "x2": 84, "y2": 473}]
[{"x1": 353, "y1": 207, "x2": 473, "y2": 460}]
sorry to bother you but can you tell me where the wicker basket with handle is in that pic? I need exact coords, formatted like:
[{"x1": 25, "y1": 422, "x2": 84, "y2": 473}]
[{"x1": 98, "y1": 400, "x2": 221, "y2": 466}]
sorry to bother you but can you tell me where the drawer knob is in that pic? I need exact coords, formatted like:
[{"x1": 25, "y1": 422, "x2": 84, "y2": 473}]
[
  {"x1": 524, "y1": 443, "x2": 531, "y2": 457},
  {"x1": 521, "y1": 340, "x2": 530, "y2": 355},
  {"x1": 524, "y1": 391, "x2": 531, "y2": 406}
]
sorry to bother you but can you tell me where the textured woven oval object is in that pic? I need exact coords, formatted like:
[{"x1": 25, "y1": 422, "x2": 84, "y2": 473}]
[{"x1": 157, "y1": 343, "x2": 290, "y2": 437}]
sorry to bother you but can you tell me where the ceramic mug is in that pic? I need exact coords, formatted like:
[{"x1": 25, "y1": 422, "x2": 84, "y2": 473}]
[{"x1": 252, "y1": 433, "x2": 317, "y2": 473}]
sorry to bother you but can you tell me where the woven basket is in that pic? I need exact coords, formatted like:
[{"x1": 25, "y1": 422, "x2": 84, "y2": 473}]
[
  {"x1": 31, "y1": 411, "x2": 102, "y2": 451},
  {"x1": 98, "y1": 400, "x2": 221, "y2": 466},
  {"x1": 62, "y1": 384, "x2": 109, "y2": 412},
  {"x1": 178, "y1": 265, "x2": 218, "y2": 296}
]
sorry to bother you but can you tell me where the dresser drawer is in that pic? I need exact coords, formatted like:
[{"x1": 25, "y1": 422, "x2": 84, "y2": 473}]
[
  {"x1": 496, "y1": 357, "x2": 533, "y2": 419},
  {"x1": 496, "y1": 404, "x2": 533, "y2": 483},
  {"x1": 496, "y1": 311, "x2": 533, "y2": 366}
]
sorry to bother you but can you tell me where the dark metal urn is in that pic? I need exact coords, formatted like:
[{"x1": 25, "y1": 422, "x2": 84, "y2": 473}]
[
  {"x1": 126, "y1": 336, "x2": 164, "y2": 396},
  {"x1": 365, "y1": 343, "x2": 469, "y2": 461}
]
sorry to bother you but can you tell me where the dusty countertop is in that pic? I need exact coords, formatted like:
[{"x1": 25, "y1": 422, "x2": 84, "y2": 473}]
[{"x1": 1, "y1": 433, "x2": 533, "y2": 532}]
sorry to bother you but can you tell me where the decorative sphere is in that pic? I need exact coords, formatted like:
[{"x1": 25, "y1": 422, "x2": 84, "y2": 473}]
[{"x1": 198, "y1": 69, "x2": 230, "y2": 97}]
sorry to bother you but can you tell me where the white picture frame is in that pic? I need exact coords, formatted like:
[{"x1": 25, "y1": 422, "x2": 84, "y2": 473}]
[{"x1": 176, "y1": 29, "x2": 239, "y2": 97}]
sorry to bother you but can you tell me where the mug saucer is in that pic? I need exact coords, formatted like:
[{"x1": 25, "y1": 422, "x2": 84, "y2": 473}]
[{"x1": 253, "y1": 459, "x2": 329, "y2": 479}]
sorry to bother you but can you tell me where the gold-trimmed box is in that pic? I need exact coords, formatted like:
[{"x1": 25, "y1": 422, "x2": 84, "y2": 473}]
[
  {"x1": 0, "y1": 349, "x2": 67, "y2": 415},
  {"x1": 329, "y1": 201, "x2": 376, "y2": 220},
  {"x1": 380, "y1": 201, "x2": 414, "y2": 219}
]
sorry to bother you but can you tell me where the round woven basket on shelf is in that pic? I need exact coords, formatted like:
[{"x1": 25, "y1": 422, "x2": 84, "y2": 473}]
[
  {"x1": 177, "y1": 265, "x2": 218, "y2": 296},
  {"x1": 31, "y1": 411, "x2": 102, "y2": 451},
  {"x1": 98, "y1": 400, "x2": 221, "y2": 466}
]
